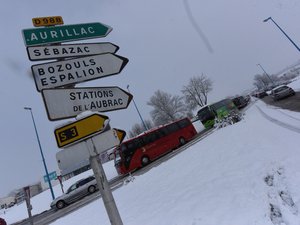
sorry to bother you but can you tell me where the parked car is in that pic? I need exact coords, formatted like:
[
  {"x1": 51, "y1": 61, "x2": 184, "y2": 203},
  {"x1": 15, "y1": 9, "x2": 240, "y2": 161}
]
[
  {"x1": 244, "y1": 95, "x2": 251, "y2": 103},
  {"x1": 256, "y1": 91, "x2": 268, "y2": 99},
  {"x1": 50, "y1": 175, "x2": 98, "y2": 210},
  {"x1": 232, "y1": 96, "x2": 248, "y2": 109},
  {"x1": 270, "y1": 85, "x2": 295, "y2": 101}
]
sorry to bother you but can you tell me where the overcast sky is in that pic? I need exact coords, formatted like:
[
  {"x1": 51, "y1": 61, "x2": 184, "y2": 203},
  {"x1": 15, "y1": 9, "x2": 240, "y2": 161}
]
[{"x1": 1, "y1": 0, "x2": 300, "y2": 197}]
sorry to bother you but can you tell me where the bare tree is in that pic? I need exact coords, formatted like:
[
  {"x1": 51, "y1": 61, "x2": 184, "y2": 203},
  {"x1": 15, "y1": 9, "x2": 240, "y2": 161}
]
[
  {"x1": 181, "y1": 74, "x2": 213, "y2": 110},
  {"x1": 253, "y1": 73, "x2": 278, "y2": 90},
  {"x1": 128, "y1": 120, "x2": 154, "y2": 138},
  {"x1": 253, "y1": 74, "x2": 267, "y2": 90},
  {"x1": 147, "y1": 90, "x2": 189, "y2": 126}
]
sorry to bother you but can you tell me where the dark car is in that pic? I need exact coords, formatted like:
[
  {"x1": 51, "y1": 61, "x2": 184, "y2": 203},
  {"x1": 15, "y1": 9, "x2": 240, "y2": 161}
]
[
  {"x1": 50, "y1": 175, "x2": 98, "y2": 210},
  {"x1": 270, "y1": 85, "x2": 295, "y2": 101},
  {"x1": 256, "y1": 91, "x2": 268, "y2": 99},
  {"x1": 232, "y1": 96, "x2": 248, "y2": 109}
]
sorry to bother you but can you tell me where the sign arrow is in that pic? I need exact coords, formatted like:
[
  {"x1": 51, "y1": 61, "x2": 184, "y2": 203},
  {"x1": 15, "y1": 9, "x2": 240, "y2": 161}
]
[
  {"x1": 27, "y1": 42, "x2": 119, "y2": 61},
  {"x1": 22, "y1": 22, "x2": 112, "y2": 46},
  {"x1": 42, "y1": 86, "x2": 133, "y2": 121},
  {"x1": 54, "y1": 113, "x2": 109, "y2": 148},
  {"x1": 31, "y1": 53, "x2": 129, "y2": 92},
  {"x1": 114, "y1": 128, "x2": 126, "y2": 143}
]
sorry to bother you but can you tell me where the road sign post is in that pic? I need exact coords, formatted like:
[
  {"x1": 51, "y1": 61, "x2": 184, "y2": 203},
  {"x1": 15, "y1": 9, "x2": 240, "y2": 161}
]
[
  {"x1": 42, "y1": 86, "x2": 132, "y2": 121},
  {"x1": 85, "y1": 130, "x2": 125, "y2": 225},
  {"x1": 89, "y1": 155, "x2": 123, "y2": 225},
  {"x1": 22, "y1": 18, "x2": 129, "y2": 225},
  {"x1": 54, "y1": 113, "x2": 109, "y2": 148},
  {"x1": 31, "y1": 53, "x2": 128, "y2": 91},
  {"x1": 24, "y1": 186, "x2": 34, "y2": 225},
  {"x1": 22, "y1": 22, "x2": 112, "y2": 46}
]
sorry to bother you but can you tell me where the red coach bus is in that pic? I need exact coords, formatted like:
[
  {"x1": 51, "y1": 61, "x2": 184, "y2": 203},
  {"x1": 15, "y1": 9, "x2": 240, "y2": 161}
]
[{"x1": 114, "y1": 118, "x2": 197, "y2": 175}]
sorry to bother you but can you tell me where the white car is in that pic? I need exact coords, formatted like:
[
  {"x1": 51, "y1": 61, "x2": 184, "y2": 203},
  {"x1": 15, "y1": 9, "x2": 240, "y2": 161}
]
[
  {"x1": 270, "y1": 85, "x2": 295, "y2": 101},
  {"x1": 50, "y1": 175, "x2": 98, "y2": 210}
]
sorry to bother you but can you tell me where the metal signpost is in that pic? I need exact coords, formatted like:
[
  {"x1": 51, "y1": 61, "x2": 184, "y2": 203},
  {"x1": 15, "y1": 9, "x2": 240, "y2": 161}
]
[
  {"x1": 27, "y1": 42, "x2": 119, "y2": 61},
  {"x1": 24, "y1": 186, "x2": 34, "y2": 225},
  {"x1": 42, "y1": 86, "x2": 133, "y2": 121},
  {"x1": 22, "y1": 22, "x2": 112, "y2": 46},
  {"x1": 31, "y1": 53, "x2": 128, "y2": 91},
  {"x1": 89, "y1": 155, "x2": 123, "y2": 225},
  {"x1": 22, "y1": 16, "x2": 128, "y2": 225},
  {"x1": 84, "y1": 129, "x2": 126, "y2": 225},
  {"x1": 54, "y1": 113, "x2": 109, "y2": 148}
]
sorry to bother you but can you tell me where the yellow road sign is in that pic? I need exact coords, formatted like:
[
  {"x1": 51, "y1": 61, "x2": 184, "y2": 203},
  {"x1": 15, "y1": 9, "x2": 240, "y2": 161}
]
[
  {"x1": 114, "y1": 129, "x2": 126, "y2": 143},
  {"x1": 32, "y1": 16, "x2": 64, "y2": 27},
  {"x1": 55, "y1": 113, "x2": 109, "y2": 148}
]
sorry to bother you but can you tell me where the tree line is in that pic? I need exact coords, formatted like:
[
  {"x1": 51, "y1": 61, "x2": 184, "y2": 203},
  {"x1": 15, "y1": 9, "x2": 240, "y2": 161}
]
[
  {"x1": 253, "y1": 71, "x2": 298, "y2": 91},
  {"x1": 128, "y1": 74, "x2": 213, "y2": 137}
]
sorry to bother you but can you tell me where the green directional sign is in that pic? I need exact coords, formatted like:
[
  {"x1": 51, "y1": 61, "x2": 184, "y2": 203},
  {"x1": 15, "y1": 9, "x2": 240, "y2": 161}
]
[
  {"x1": 22, "y1": 22, "x2": 112, "y2": 46},
  {"x1": 43, "y1": 171, "x2": 57, "y2": 183}
]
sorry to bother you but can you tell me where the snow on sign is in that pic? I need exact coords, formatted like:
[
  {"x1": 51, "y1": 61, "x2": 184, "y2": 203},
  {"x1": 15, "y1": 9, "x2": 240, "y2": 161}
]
[
  {"x1": 27, "y1": 42, "x2": 119, "y2": 61},
  {"x1": 42, "y1": 87, "x2": 133, "y2": 121},
  {"x1": 31, "y1": 53, "x2": 129, "y2": 92},
  {"x1": 86, "y1": 129, "x2": 126, "y2": 156},
  {"x1": 22, "y1": 22, "x2": 112, "y2": 46}
]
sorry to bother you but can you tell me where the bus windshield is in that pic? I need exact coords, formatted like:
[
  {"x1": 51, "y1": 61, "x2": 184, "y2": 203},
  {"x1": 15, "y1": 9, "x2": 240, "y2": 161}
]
[{"x1": 197, "y1": 106, "x2": 215, "y2": 121}]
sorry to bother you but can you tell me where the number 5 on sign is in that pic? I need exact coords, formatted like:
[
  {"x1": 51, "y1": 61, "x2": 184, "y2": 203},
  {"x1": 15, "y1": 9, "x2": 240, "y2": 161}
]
[{"x1": 54, "y1": 113, "x2": 109, "y2": 148}]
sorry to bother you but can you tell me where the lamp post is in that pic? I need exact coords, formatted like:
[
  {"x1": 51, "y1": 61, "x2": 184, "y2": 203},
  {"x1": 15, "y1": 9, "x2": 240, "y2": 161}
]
[
  {"x1": 257, "y1": 63, "x2": 275, "y2": 86},
  {"x1": 24, "y1": 107, "x2": 55, "y2": 200},
  {"x1": 126, "y1": 85, "x2": 148, "y2": 131},
  {"x1": 263, "y1": 17, "x2": 300, "y2": 52}
]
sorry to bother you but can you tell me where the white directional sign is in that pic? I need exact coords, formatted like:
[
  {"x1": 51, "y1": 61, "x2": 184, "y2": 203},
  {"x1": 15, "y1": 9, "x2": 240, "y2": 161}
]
[
  {"x1": 86, "y1": 129, "x2": 125, "y2": 156},
  {"x1": 31, "y1": 53, "x2": 129, "y2": 92},
  {"x1": 42, "y1": 86, "x2": 133, "y2": 121},
  {"x1": 56, "y1": 128, "x2": 126, "y2": 171},
  {"x1": 27, "y1": 42, "x2": 119, "y2": 61}
]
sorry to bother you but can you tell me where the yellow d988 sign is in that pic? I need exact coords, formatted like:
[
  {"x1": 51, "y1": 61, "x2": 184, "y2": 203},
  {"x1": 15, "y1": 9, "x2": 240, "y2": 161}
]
[
  {"x1": 32, "y1": 16, "x2": 64, "y2": 27},
  {"x1": 54, "y1": 114, "x2": 109, "y2": 148}
]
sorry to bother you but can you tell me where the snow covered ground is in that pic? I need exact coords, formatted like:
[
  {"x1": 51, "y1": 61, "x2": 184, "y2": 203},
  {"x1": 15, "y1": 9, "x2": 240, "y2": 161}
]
[{"x1": 2, "y1": 79, "x2": 300, "y2": 225}]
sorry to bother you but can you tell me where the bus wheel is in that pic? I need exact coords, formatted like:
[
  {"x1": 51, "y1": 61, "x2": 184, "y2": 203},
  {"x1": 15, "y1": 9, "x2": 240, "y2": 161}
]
[
  {"x1": 179, "y1": 137, "x2": 186, "y2": 146},
  {"x1": 141, "y1": 156, "x2": 150, "y2": 167}
]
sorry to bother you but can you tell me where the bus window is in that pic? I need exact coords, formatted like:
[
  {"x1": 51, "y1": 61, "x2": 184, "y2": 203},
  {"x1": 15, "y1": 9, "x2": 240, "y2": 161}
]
[
  {"x1": 166, "y1": 123, "x2": 179, "y2": 133},
  {"x1": 178, "y1": 118, "x2": 189, "y2": 128},
  {"x1": 142, "y1": 132, "x2": 158, "y2": 145}
]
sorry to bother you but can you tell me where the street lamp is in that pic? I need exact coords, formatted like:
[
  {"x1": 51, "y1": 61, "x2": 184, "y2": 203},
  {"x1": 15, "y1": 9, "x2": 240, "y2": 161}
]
[
  {"x1": 24, "y1": 107, "x2": 55, "y2": 200},
  {"x1": 126, "y1": 85, "x2": 148, "y2": 131},
  {"x1": 256, "y1": 63, "x2": 275, "y2": 87},
  {"x1": 263, "y1": 17, "x2": 300, "y2": 52}
]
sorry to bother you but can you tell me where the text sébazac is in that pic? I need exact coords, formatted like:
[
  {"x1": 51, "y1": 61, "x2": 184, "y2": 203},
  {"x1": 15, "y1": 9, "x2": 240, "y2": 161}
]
[{"x1": 32, "y1": 46, "x2": 91, "y2": 57}]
